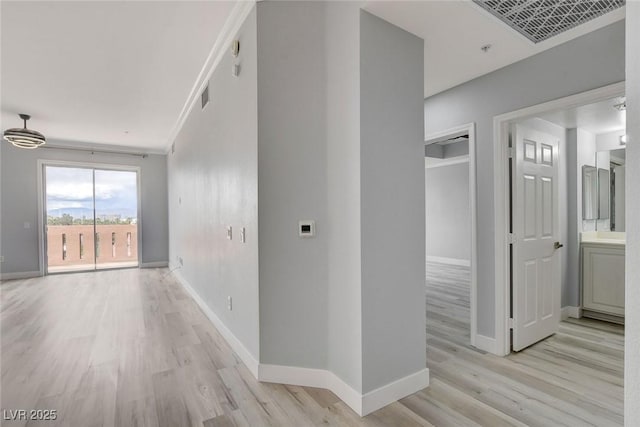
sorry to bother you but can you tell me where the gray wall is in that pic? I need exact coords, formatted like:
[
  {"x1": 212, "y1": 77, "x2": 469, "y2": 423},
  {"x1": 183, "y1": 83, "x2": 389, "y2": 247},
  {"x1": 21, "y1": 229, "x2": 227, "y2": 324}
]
[
  {"x1": 0, "y1": 143, "x2": 168, "y2": 275},
  {"x1": 255, "y1": 3, "x2": 425, "y2": 394},
  {"x1": 625, "y1": 3, "x2": 640, "y2": 421},
  {"x1": 360, "y1": 10, "x2": 425, "y2": 392},
  {"x1": 167, "y1": 8, "x2": 260, "y2": 358},
  {"x1": 425, "y1": 162, "x2": 470, "y2": 261},
  {"x1": 424, "y1": 20, "x2": 625, "y2": 338},
  {"x1": 256, "y1": 1, "x2": 329, "y2": 371}
]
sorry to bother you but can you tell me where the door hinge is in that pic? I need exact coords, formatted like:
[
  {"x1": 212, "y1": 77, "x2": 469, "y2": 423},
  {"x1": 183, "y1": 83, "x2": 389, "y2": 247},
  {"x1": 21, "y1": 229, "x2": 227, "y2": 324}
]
[
  {"x1": 507, "y1": 147, "x2": 514, "y2": 158},
  {"x1": 508, "y1": 233, "x2": 516, "y2": 244},
  {"x1": 508, "y1": 318, "x2": 514, "y2": 329}
]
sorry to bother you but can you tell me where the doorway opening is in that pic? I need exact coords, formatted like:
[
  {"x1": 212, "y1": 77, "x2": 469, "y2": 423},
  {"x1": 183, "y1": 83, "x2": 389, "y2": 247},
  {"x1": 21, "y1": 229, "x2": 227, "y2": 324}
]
[
  {"x1": 494, "y1": 82, "x2": 626, "y2": 354},
  {"x1": 41, "y1": 162, "x2": 140, "y2": 274},
  {"x1": 424, "y1": 122, "x2": 478, "y2": 348}
]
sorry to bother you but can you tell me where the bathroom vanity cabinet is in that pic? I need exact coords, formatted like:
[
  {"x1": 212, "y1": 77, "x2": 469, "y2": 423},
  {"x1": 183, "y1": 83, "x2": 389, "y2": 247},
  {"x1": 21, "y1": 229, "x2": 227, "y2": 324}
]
[{"x1": 582, "y1": 240, "x2": 625, "y2": 322}]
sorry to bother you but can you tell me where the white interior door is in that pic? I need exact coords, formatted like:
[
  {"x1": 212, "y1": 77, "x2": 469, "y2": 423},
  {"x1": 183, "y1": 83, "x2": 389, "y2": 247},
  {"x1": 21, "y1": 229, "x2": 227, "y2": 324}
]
[{"x1": 512, "y1": 123, "x2": 561, "y2": 351}]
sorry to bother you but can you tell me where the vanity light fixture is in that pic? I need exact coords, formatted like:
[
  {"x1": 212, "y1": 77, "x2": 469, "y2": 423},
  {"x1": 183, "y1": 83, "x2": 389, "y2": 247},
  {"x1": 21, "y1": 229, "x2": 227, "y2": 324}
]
[{"x1": 3, "y1": 114, "x2": 46, "y2": 149}]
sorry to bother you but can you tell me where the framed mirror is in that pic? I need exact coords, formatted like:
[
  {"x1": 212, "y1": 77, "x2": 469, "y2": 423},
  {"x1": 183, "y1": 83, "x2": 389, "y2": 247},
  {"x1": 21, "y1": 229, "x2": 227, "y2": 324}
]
[
  {"x1": 582, "y1": 165, "x2": 597, "y2": 220},
  {"x1": 598, "y1": 168, "x2": 610, "y2": 219}
]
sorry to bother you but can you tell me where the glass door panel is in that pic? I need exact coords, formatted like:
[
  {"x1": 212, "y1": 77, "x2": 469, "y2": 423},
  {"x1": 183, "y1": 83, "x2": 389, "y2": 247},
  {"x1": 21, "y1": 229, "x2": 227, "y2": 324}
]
[
  {"x1": 94, "y1": 169, "x2": 138, "y2": 269},
  {"x1": 45, "y1": 166, "x2": 96, "y2": 273}
]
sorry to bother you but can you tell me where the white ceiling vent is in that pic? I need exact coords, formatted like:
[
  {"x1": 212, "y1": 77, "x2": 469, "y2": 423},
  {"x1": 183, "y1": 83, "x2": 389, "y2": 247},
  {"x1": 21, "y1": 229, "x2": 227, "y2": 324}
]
[{"x1": 473, "y1": 0, "x2": 625, "y2": 43}]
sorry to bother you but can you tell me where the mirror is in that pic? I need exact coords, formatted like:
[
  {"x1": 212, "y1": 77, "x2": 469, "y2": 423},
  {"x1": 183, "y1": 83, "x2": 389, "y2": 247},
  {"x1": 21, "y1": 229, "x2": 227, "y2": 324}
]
[
  {"x1": 595, "y1": 147, "x2": 625, "y2": 231},
  {"x1": 582, "y1": 165, "x2": 598, "y2": 220},
  {"x1": 597, "y1": 168, "x2": 610, "y2": 219}
]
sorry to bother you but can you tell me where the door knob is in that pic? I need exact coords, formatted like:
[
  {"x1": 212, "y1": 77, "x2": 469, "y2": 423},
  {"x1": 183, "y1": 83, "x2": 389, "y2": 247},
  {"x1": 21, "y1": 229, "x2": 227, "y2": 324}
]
[{"x1": 554, "y1": 241, "x2": 564, "y2": 249}]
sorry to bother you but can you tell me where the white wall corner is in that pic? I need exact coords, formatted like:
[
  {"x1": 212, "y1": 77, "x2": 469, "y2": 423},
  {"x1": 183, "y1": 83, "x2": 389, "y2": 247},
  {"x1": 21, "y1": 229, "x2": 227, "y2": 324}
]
[
  {"x1": 473, "y1": 334, "x2": 498, "y2": 354},
  {"x1": 561, "y1": 306, "x2": 582, "y2": 320},
  {"x1": 0, "y1": 270, "x2": 42, "y2": 281},
  {"x1": 172, "y1": 270, "x2": 260, "y2": 378}
]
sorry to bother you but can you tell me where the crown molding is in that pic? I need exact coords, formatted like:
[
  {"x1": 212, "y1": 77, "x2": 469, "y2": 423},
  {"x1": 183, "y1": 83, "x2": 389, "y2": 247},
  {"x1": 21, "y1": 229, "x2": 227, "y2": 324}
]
[{"x1": 164, "y1": 0, "x2": 256, "y2": 153}]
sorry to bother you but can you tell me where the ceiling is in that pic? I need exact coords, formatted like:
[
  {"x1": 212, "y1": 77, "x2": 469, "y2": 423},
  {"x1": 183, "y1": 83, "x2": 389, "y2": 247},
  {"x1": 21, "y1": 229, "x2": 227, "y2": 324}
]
[
  {"x1": 364, "y1": 0, "x2": 625, "y2": 97},
  {"x1": 538, "y1": 96, "x2": 627, "y2": 134},
  {"x1": 1, "y1": 1, "x2": 626, "y2": 152},
  {"x1": 1, "y1": 1, "x2": 235, "y2": 152}
]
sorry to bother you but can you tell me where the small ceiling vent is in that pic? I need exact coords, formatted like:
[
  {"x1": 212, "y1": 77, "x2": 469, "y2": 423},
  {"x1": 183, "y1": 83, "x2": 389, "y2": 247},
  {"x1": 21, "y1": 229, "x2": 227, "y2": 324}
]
[
  {"x1": 201, "y1": 85, "x2": 209, "y2": 109},
  {"x1": 473, "y1": 0, "x2": 625, "y2": 43}
]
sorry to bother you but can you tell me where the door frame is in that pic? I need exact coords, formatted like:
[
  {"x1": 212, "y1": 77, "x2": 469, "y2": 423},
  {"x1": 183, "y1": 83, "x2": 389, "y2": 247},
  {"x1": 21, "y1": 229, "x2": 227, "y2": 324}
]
[
  {"x1": 425, "y1": 122, "x2": 478, "y2": 348},
  {"x1": 37, "y1": 159, "x2": 142, "y2": 275},
  {"x1": 492, "y1": 81, "x2": 625, "y2": 356}
]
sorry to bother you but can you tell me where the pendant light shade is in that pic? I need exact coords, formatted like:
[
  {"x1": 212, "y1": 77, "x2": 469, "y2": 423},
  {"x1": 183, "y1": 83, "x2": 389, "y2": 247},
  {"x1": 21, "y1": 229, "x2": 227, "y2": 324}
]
[{"x1": 3, "y1": 114, "x2": 46, "y2": 149}]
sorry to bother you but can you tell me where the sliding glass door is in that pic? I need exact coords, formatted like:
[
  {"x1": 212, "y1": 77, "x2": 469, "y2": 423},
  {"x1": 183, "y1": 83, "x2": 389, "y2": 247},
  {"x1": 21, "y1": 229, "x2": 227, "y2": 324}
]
[
  {"x1": 44, "y1": 165, "x2": 139, "y2": 273},
  {"x1": 94, "y1": 169, "x2": 138, "y2": 270}
]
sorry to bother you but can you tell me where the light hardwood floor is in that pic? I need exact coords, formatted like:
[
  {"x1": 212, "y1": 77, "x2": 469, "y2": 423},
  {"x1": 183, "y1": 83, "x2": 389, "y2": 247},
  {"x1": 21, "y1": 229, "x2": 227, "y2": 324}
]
[{"x1": 0, "y1": 264, "x2": 623, "y2": 426}]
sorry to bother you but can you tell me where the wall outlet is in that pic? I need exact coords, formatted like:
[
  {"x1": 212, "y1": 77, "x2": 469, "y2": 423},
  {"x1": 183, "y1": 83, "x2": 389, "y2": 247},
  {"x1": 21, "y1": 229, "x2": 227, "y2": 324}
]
[
  {"x1": 240, "y1": 227, "x2": 246, "y2": 243},
  {"x1": 227, "y1": 296, "x2": 233, "y2": 311},
  {"x1": 227, "y1": 226, "x2": 233, "y2": 240}
]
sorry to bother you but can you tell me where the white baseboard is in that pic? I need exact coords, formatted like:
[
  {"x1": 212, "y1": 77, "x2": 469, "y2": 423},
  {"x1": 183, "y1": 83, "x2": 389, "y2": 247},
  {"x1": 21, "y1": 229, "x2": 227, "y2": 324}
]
[
  {"x1": 362, "y1": 368, "x2": 429, "y2": 416},
  {"x1": 259, "y1": 364, "x2": 363, "y2": 414},
  {"x1": 473, "y1": 334, "x2": 497, "y2": 354},
  {"x1": 259, "y1": 364, "x2": 429, "y2": 416},
  {"x1": 171, "y1": 270, "x2": 428, "y2": 417},
  {"x1": 140, "y1": 261, "x2": 169, "y2": 268},
  {"x1": 172, "y1": 270, "x2": 259, "y2": 377},
  {"x1": 426, "y1": 256, "x2": 471, "y2": 267},
  {"x1": 561, "y1": 306, "x2": 582, "y2": 320},
  {"x1": 0, "y1": 270, "x2": 42, "y2": 281}
]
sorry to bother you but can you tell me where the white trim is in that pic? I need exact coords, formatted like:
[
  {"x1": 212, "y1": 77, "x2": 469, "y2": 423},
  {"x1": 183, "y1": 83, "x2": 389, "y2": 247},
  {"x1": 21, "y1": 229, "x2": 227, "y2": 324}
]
[
  {"x1": 164, "y1": 1, "x2": 256, "y2": 152},
  {"x1": 561, "y1": 306, "x2": 582, "y2": 320},
  {"x1": 493, "y1": 81, "x2": 625, "y2": 356},
  {"x1": 172, "y1": 269, "x2": 259, "y2": 377},
  {"x1": 0, "y1": 271, "x2": 42, "y2": 281},
  {"x1": 259, "y1": 365, "x2": 363, "y2": 415},
  {"x1": 258, "y1": 364, "x2": 428, "y2": 417},
  {"x1": 425, "y1": 122, "x2": 478, "y2": 350},
  {"x1": 37, "y1": 159, "x2": 143, "y2": 275},
  {"x1": 425, "y1": 155, "x2": 469, "y2": 169},
  {"x1": 361, "y1": 368, "x2": 429, "y2": 416},
  {"x1": 140, "y1": 261, "x2": 169, "y2": 268},
  {"x1": 473, "y1": 334, "x2": 497, "y2": 353},
  {"x1": 426, "y1": 256, "x2": 471, "y2": 267}
]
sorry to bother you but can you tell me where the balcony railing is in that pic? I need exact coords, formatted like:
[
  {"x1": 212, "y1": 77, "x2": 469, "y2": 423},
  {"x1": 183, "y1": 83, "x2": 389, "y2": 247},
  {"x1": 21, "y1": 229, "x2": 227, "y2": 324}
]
[{"x1": 47, "y1": 224, "x2": 138, "y2": 272}]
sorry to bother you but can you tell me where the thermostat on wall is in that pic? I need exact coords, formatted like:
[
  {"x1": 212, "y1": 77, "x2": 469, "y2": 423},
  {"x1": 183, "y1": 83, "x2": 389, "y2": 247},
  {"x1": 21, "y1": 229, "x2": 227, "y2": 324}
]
[{"x1": 298, "y1": 220, "x2": 315, "y2": 238}]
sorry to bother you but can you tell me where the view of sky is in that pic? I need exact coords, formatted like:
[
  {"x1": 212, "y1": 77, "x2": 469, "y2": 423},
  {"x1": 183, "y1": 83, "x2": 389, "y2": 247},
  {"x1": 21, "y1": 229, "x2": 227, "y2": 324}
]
[{"x1": 46, "y1": 166, "x2": 138, "y2": 219}]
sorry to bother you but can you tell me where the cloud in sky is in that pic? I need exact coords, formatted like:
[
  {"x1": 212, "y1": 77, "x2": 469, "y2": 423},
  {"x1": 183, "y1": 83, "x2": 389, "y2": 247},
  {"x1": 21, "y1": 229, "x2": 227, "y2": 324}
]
[{"x1": 46, "y1": 166, "x2": 138, "y2": 218}]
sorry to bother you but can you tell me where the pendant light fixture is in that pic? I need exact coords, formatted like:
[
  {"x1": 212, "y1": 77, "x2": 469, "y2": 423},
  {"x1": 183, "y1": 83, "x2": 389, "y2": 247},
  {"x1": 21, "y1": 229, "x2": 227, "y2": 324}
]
[{"x1": 3, "y1": 114, "x2": 46, "y2": 149}]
